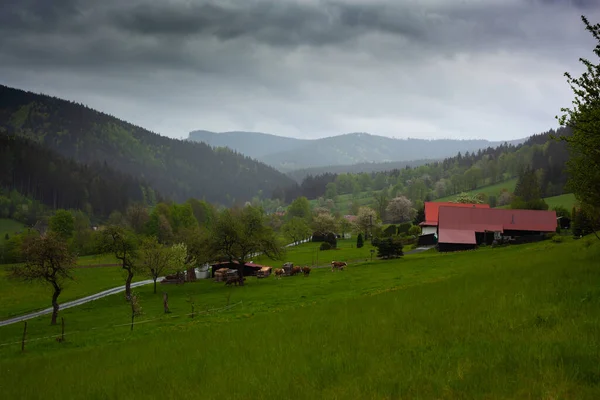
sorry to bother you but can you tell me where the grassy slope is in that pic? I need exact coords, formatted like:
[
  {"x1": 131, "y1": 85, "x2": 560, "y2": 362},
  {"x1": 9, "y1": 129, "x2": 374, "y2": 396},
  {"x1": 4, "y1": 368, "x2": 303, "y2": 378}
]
[
  {"x1": 544, "y1": 193, "x2": 577, "y2": 210},
  {"x1": 255, "y1": 238, "x2": 377, "y2": 267},
  {"x1": 434, "y1": 179, "x2": 518, "y2": 203},
  {"x1": 0, "y1": 238, "x2": 599, "y2": 399},
  {"x1": 0, "y1": 218, "x2": 25, "y2": 244}
]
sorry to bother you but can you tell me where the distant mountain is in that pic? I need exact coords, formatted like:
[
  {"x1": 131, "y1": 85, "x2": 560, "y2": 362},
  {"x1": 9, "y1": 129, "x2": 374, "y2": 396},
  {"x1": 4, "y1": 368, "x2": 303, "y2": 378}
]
[
  {"x1": 188, "y1": 130, "x2": 527, "y2": 172},
  {"x1": 0, "y1": 85, "x2": 296, "y2": 206},
  {"x1": 188, "y1": 130, "x2": 307, "y2": 159}
]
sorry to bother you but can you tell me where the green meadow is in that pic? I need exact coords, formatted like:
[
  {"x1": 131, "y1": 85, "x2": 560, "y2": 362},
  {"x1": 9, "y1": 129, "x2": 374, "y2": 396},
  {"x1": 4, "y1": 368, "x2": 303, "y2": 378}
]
[
  {"x1": 1, "y1": 253, "x2": 139, "y2": 321},
  {"x1": 0, "y1": 236, "x2": 599, "y2": 399},
  {"x1": 544, "y1": 193, "x2": 577, "y2": 210},
  {"x1": 434, "y1": 178, "x2": 518, "y2": 203}
]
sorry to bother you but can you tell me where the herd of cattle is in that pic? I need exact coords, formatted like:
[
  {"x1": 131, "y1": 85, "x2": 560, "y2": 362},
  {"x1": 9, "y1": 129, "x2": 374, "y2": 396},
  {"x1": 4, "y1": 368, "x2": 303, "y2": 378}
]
[
  {"x1": 222, "y1": 261, "x2": 349, "y2": 286},
  {"x1": 272, "y1": 261, "x2": 348, "y2": 279}
]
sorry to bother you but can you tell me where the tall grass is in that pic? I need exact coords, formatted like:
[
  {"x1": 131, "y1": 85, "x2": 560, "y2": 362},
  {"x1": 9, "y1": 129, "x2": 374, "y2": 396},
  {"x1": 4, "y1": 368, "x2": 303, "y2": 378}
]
[{"x1": 0, "y1": 238, "x2": 598, "y2": 398}]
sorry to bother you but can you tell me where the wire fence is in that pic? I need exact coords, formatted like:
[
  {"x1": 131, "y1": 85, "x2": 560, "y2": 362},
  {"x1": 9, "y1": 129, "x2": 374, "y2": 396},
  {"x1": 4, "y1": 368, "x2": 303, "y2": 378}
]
[{"x1": 0, "y1": 301, "x2": 243, "y2": 349}]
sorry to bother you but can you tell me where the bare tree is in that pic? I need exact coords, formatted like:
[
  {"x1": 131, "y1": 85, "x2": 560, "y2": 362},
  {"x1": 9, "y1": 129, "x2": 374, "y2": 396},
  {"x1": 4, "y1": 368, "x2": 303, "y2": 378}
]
[{"x1": 12, "y1": 233, "x2": 76, "y2": 325}]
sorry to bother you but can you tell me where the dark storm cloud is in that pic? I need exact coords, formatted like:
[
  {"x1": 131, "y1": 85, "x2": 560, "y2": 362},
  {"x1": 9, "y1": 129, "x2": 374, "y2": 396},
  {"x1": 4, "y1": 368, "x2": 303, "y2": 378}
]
[{"x1": 1, "y1": 0, "x2": 600, "y2": 141}]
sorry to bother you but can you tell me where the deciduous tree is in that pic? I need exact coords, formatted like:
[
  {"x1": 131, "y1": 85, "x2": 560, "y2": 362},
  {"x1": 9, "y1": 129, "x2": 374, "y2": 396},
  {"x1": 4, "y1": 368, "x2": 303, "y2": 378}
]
[
  {"x1": 385, "y1": 196, "x2": 416, "y2": 223},
  {"x1": 49, "y1": 209, "x2": 75, "y2": 240},
  {"x1": 557, "y1": 15, "x2": 600, "y2": 236},
  {"x1": 207, "y1": 206, "x2": 283, "y2": 285},
  {"x1": 282, "y1": 217, "x2": 312, "y2": 244},
  {"x1": 12, "y1": 233, "x2": 76, "y2": 325},
  {"x1": 101, "y1": 225, "x2": 140, "y2": 300}
]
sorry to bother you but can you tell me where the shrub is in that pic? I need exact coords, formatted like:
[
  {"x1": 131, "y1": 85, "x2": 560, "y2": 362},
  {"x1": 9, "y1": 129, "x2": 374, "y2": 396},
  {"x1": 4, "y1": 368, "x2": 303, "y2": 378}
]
[
  {"x1": 372, "y1": 236, "x2": 404, "y2": 259},
  {"x1": 4, "y1": 233, "x2": 8, "y2": 240},
  {"x1": 408, "y1": 225, "x2": 421, "y2": 237},
  {"x1": 319, "y1": 242, "x2": 332, "y2": 251},
  {"x1": 552, "y1": 235, "x2": 564, "y2": 243},
  {"x1": 356, "y1": 233, "x2": 364, "y2": 248},
  {"x1": 324, "y1": 232, "x2": 337, "y2": 249},
  {"x1": 545, "y1": 232, "x2": 557, "y2": 240},
  {"x1": 397, "y1": 222, "x2": 412, "y2": 234},
  {"x1": 383, "y1": 225, "x2": 397, "y2": 237}
]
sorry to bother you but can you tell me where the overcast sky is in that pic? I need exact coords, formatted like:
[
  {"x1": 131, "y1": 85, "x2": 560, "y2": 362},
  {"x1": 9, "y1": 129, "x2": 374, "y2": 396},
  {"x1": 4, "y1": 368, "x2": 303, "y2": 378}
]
[{"x1": 2, "y1": 0, "x2": 599, "y2": 141}]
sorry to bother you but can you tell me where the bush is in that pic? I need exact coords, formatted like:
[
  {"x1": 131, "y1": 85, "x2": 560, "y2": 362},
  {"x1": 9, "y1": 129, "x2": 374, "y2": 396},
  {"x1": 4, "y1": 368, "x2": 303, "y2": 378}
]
[
  {"x1": 319, "y1": 242, "x2": 332, "y2": 251},
  {"x1": 551, "y1": 235, "x2": 564, "y2": 243},
  {"x1": 324, "y1": 232, "x2": 337, "y2": 249},
  {"x1": 356, "y1": 233, "x2": 364, "y2": 248},
  {"x1": 397, "y1": 222, "x2": 412, "y2": 234},
  {"x1": 545, "y1": 232, "x2": 557, "y2": 240},
  {"x1": 383, "y1": 225, "x2": 397, "y2": 237},
  {"x1": 408, "y1": 225, "x2": 421, "y2": 237},
  {"x1": 372, "y1": 236, "x2": 404, "y2": 259}
]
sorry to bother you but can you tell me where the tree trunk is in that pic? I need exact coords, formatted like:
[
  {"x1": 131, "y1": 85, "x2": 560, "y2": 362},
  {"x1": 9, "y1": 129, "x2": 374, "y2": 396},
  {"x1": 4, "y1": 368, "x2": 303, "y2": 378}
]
[
  {"x1": 125, "y1": 269, "x2": 133, "y2": 301},
  {"x1": 153, "y1": 277, "x2": 157, "y2": 294},
  {"x1": 186, "y1": 267, "x2": 196, "y2": 282},
  {"x1": 51, "y1": 286, "x2": 61, "y2": 325},
  {"x1": 237, "y1": 265, "x2": 245, "y2": 286}
]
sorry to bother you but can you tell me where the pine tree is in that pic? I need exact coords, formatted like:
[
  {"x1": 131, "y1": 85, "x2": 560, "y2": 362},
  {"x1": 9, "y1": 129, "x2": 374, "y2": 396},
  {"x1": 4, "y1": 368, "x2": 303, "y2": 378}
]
[{"x1": 356, "y1": 233, "x2": 364, "y2": 248}]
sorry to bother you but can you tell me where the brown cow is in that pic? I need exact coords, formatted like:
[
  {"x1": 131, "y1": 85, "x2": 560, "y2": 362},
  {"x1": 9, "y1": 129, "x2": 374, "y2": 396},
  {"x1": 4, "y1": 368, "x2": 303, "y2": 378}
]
[
  {"x1": 302, "y1": 266, "x2": 311, "y2": 276},
  {"x1": 290, "y1": 266, "x2": 302, "y2": 276},
  {"x1": 274, "y1": 268, "x2": 284, "y2": 279},
  {"x1": 225, "y1": 276, "x2": 246, "y2": 286},
  {"x1": 331, "y1": 261, "x2": 347, "y2": 272}
]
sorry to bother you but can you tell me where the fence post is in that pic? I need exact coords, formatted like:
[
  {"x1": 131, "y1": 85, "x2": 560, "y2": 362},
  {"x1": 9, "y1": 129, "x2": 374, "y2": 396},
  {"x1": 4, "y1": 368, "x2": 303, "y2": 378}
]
[{"x1": 21, "y1": 321, "x2": 27, "y2": 352}]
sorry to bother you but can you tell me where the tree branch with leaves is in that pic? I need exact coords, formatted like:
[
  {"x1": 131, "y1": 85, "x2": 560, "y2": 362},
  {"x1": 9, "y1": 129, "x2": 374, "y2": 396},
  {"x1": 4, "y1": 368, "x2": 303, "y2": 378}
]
[{"x1": 11, "y1": 233, "x2": 76, "y2": 325}]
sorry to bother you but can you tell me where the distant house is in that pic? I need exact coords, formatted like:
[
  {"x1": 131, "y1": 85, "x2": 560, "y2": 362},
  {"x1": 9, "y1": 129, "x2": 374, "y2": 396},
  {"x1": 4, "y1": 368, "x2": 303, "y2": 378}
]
[
  {"x1": 437, "y1": 206, "x2": 557, "y2": 252},
  {"x1": 32, "y1": 219, "x2": 49, "y2": 236},
  {"x1": 343, "y1": 215, "x2": 358, "y2": 223},
  {"x1": 419, "y1": 202, "x2": 491, "y2": 235}
]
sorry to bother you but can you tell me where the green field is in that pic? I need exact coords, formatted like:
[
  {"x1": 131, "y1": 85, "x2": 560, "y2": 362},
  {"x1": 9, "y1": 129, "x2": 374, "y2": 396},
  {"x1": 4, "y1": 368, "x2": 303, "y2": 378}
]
[
  {"x1": 0, "y1": 236, "x2": 599, "y2": 399},
  {"x1": 434, "y1": 179, "x2": 518, "y2": 203},
  {"x1": 544, "y1": 193, "x2": 577, "y2": 210},
  {"x1": 0, "y1": 264, "x2": 145, "y2": 321},
  {"x1": 0, "y1": 218, "x2": 26, "y2": 244},
  {"x1": 256, "y1": 238, "x2": 378, "y2": 267}
]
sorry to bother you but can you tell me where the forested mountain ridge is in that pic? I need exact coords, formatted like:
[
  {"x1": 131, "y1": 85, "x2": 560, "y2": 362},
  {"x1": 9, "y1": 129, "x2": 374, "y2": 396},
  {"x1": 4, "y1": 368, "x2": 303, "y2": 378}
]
[
  {"x1": 0, "y1": 85, "x2": 296, "y2": 205},
  {"x1": 0, "y1": 134, "x2": 157, "y2": 224},
  {"x1": 188, "y1": 130, "x2": 527, "y2": 172},
  {"x1": 281, "y1": 127, "x2": 571, "y2": 208},
  {"x1": 188, "y1": 130, "x2": 308, "y2": 159}
]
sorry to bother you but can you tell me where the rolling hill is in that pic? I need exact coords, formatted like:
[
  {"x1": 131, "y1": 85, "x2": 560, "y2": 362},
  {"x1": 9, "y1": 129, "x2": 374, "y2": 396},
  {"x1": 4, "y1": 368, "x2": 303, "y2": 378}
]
[
  {"x1": 0, "y1": 85, "x2": 297, "y2": 205},
  {"x1": 188, "y1": 130, "x2": 527, "y2": 172}
]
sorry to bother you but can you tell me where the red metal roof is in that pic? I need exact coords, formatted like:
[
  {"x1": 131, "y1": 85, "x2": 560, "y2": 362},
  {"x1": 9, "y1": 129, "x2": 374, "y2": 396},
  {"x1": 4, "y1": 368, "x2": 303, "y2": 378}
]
[
  {"x1": 438, "y1": 228, "x2": 476, "y2": 244},
  {"x1": 423, "y1": 202, "x2": 490, "y2": 226},
  {"x1": 437, "y1": 206, "x2": 557, "y2": 238}
]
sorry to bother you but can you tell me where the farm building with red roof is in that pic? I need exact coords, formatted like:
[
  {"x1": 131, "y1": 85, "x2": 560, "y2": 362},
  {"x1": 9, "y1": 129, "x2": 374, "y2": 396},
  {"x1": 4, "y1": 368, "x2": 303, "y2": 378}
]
[
  {"x1": 437, "y1": 206, "x2": 557, "y2": 252},
  {"x1": 419, "y1": 202, "x2": 490, "y2": 236}
]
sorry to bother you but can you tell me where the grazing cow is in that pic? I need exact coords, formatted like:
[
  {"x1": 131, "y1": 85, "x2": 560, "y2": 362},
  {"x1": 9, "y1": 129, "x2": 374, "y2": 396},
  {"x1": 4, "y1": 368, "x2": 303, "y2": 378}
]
[
  {"x1": 225, "y1": 276, "x2": 246, "y2": 286},
  {"x1": 291, "y1": 266, "x2": 302, "y2": 276},
  {"x1": 274, "y1": 268, "x2": 284, "y2": 279},
  {"x1": 302, "y1": 266, "x2": 311, "y2": 276},
  {"x1": 331, "y1": 261, "x2": 347, "y2": 272}
]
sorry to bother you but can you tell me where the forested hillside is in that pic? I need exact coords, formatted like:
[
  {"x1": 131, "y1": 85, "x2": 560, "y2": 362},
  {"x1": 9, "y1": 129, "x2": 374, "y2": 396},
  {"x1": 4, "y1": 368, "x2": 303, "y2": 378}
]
[
  {"x1": 0, "y1": 134, "x2": 157, "y2": 224},
  {"x1": 281, "y1": 127, "x2": 571, "y2": 207},
  {"x1": 0, "y1": 85, "x2": 296, "y2": 205}
]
